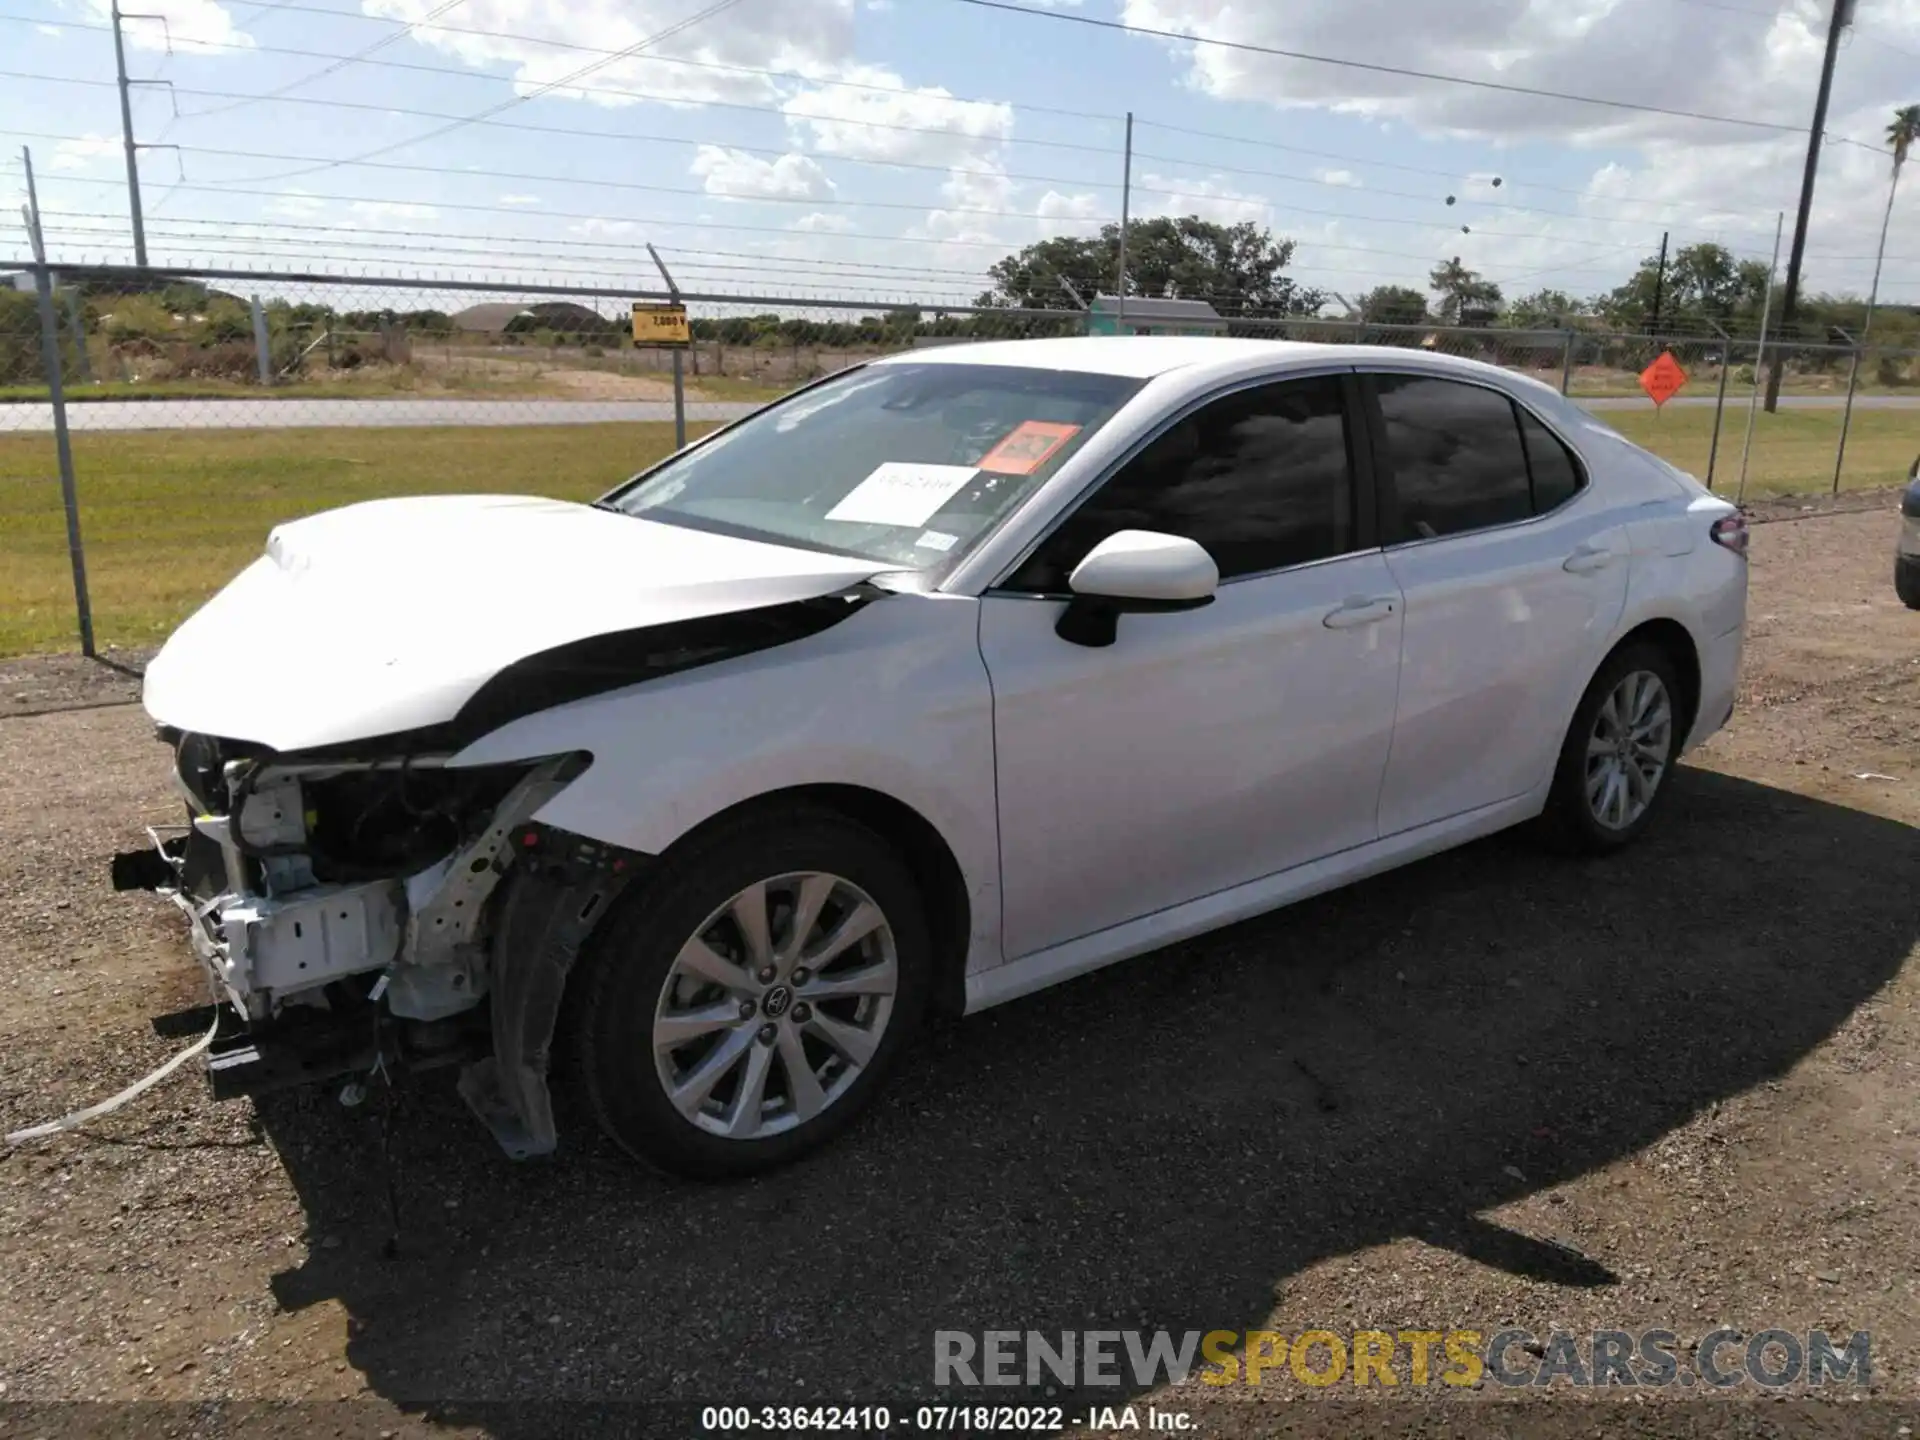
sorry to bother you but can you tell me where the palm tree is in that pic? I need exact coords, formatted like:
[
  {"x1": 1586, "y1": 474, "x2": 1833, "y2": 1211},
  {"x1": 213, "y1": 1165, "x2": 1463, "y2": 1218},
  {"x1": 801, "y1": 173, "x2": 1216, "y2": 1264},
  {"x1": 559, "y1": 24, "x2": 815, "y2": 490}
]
[
  {"x1": 1864, "y1": 107, "x2": 1920, "y2": 341},
  {"x1": 1835, "y1": 105, "x2": 1919, "y2": 484}
]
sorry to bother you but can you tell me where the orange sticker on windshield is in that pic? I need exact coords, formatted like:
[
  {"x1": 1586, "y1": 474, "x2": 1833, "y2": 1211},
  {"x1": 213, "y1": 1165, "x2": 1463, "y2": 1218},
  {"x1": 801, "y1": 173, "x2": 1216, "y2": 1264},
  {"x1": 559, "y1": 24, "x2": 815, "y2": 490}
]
[{"x1": 979, "y1": 420, "x2": 1083, "y2": 475}]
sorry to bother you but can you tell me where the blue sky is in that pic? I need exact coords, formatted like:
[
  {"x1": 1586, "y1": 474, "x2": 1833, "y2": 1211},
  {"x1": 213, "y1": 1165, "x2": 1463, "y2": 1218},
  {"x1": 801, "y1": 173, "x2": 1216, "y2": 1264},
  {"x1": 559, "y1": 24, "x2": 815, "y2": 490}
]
[{"x1": 4, "y1": 0, "x2": 1919, "y2": 313}]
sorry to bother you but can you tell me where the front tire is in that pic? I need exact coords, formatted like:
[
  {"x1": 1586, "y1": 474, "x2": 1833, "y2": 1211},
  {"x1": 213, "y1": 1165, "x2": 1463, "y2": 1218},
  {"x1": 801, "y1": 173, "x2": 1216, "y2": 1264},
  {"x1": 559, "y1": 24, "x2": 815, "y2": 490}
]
[
  {"x1": 568, "y1": 806, "x2": 931, "y2": 1179},
  {"x1": 1538, "y1": 643, "x2": 1683, "y2": 855}
]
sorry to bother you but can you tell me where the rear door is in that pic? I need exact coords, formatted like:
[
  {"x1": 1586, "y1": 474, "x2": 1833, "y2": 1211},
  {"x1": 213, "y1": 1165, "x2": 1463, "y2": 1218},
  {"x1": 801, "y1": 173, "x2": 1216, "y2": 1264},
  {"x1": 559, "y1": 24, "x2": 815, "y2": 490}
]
[{"x1": 1362, "y1": 371, "x2": 1631, "y2": 837}]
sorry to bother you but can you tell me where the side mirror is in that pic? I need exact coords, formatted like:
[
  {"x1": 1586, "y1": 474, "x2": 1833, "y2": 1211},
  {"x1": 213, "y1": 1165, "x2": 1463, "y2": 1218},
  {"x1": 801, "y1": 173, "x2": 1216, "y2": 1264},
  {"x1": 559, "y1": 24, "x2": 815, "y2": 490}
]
[{"x1": 1055, "y1": 530, "x2": 1219, "y2": 648}]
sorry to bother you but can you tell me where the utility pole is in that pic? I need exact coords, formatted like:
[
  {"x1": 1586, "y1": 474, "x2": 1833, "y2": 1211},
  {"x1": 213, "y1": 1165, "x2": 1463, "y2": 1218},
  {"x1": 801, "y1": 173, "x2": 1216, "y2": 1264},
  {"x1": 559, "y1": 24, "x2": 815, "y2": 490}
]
[
  {"x1": 111, "y1": 0, "x2": 148, "y2": 266},
  {"x1": 1115, "y1": 111, "x2": 1133, "y2": 326},
  {"x1": 1765, "y1": 0, "x2": 1855, "y2": 412},
  {"x1": 22, "y1": 146, "x2": 97, "y2": 656},
  {"x1": 1649, "y1": 231, "x2": 1669, "y2": 337}
]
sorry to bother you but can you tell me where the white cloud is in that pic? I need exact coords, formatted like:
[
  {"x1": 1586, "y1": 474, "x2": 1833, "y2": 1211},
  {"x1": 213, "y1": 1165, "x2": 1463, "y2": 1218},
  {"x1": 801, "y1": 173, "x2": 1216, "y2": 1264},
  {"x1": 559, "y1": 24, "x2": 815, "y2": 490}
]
[
  {"x1": 350, "y1": 200, "x2": 439, "y2": 221},
  {"x1": 82, "y1": 0, "x2": 252, "y2": 53},
  {"x1": 35, "y1": 22, "x2": 61, "y2": 36},
  {"x1": 691, "y1": 146, "x2": 836, "y2": 200},
  {"x1": 913, "y1": 161, "x2": 1020, "y2": 246},
  {"x1": 572, "y1": 217, "x2": 640, "y2": 237},
  {"x1": 794, "y1": 212, "x2": 857, "y2": 233},
  {"x1": 1317, "y1": 169, "x2": 1361, "y2": 188},
  {"x1": 498, "y1": 194, "x2": 543, "y2": 206},
  {"x1": 1037, "y1": 190, "x2": 1104, "y2": 225},
  {"x1": 49, "y1": 135, "x2": 119, "y2": 173},
  {"x1": 1102, "y1": 0, "x2": 1920, "y2": 299},
  {"x1": 267, "y1": 189, "x2": 327, "y2": 219},
  {"x1": 1117, "y1": 0, "x2": 1844, "y2": 144},
  {"x1": 784, "y1": 63, "x2": 1015, "y2": 166},
  {"x1": 361, "y1": 0, "x2": 857, "y2": 108},
  {"x1": 1134, "y1": 172, "x2": 1272, "y2": 227}
]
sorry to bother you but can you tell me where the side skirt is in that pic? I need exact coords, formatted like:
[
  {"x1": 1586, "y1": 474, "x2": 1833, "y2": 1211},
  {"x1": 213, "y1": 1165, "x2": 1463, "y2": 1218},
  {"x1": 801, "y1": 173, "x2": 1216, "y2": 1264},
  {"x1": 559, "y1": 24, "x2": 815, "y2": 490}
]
[{"x1": 963, "y1": 787, "x2": 1549, "y2": 1015}]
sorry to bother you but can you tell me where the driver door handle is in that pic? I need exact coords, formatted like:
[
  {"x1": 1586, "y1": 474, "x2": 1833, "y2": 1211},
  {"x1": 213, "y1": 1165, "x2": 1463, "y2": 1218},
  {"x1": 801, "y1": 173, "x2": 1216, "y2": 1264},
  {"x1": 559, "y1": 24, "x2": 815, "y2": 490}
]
[
  {"x1": 1564, "y1": 541, "x2": 1617, "y2": 574},
  {"x1": 1323, "y1": 596, "x2": 1398, "y2": 629}
]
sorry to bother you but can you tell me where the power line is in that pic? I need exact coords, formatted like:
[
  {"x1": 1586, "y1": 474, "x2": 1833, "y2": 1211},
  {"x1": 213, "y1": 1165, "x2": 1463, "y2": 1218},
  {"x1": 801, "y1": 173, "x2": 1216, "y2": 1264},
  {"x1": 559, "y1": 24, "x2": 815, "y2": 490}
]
[
  {"x1": 8, "y1": 68, "x2": 1757, "y2": 234},
  {"x1": 1128, "y1": 140, "x2": 1794, "y2": 227},
  {"x1": 224, "y1": 0, "x2": 759, "y2": 185},
  {"x1": 4, "y1": 126, "x2": 1698, "y2": 248},
  {"x1": 0, "y1": 131, "x2": 1119, "y2": 222},
  {"x1": 1127, "y1": 154, "x2": 1728, "y2": 232},
  {"x1": 10, "y1": 172, "x2": 1077, "y2": 251},
  {"x1": 192, "y1": 0, "x2": 1125, "y2": 128},
  {"x1": 48, "y1": 205, "x2": 1528, "y2": 272},
  {"x1": 36, "y1": 220, "x2": 1512, "y2": 291},
  {"x1": 9, "y1": 127, "x2": 1679, "y2": 248},
  {"x1": 940, "y1": 0, "x2": 1827, "y2": 136},
  {"x1": 0, "y1": 14, "x2": 1125, "y2": 159},
  {"x1": 187, "y1": 0, "x2": 471, "y2": 120},
  {"x1": 0, "y1": 72, "x2": 1119, "y2": 192},
  {"x1": 44, "y1": 213, "x2": 1009, "y2": 281}
]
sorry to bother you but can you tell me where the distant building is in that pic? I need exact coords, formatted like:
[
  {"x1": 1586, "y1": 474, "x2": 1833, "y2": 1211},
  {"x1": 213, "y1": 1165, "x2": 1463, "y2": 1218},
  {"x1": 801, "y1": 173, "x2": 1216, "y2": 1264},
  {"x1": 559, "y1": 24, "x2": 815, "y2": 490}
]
[{"x1": 1087, "y1": 295, "x2": 1226, "y2": 338}]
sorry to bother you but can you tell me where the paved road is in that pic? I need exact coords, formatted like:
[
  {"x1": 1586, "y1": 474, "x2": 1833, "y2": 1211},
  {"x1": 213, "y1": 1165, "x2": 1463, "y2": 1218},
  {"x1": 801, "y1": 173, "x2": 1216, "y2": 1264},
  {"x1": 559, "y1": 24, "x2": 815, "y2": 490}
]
[
  {"x1": 0, "y1": 398, "x2": 760, "y2": 433},
  {"x1": 1, "y1": 392, "x2": 1918, "y2": 433}
]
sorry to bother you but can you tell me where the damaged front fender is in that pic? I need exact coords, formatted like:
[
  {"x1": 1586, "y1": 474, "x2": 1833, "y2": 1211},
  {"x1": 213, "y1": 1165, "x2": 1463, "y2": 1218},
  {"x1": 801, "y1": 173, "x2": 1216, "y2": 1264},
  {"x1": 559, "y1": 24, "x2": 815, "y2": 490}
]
[{"x1": 457, "y1": 825, "x2": 647, "y2": 1159}]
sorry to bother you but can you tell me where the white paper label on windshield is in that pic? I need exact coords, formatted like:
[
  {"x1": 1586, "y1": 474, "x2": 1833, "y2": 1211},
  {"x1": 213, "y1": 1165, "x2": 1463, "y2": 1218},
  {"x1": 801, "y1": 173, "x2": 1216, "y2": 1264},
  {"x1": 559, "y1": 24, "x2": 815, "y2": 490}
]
[
  {"x1": 825, "y1": 462, "x2": 978, "y2": 528},
  {"x1": 915, "y1": 529, "x2": 959, "y2": 552}
]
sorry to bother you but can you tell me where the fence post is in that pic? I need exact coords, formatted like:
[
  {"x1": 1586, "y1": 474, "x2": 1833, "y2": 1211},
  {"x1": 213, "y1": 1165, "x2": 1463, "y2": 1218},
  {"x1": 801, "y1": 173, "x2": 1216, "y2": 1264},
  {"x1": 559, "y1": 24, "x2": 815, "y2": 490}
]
[
  {"x1": 1559, "y1": 326, "x2": 1574, "y2": 396},
  {"x1": 62, "y1": 284, "x2": 92, "y2": 385},
  {"x1": 22, "y1": 149, "x2": 96, "y2": 657},
  {"x1": 646, "y1": 244, "x2": 687, "y2": 451},
  {"x1": 250, "y1": 295, "x2": 272, "y2": 386},
  {"x1": 1831, "y1": 325, "x2": 1860, "y2": 496},
  {"x1": 1704, "y1": 322, "x2": 1732, "y2": 492}
]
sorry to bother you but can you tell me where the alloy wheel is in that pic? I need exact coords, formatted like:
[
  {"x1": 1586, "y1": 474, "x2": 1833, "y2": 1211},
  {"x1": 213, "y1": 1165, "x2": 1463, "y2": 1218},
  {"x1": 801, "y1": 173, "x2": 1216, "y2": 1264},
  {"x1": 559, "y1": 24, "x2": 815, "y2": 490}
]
[
  {"x1": 1585, "y1": 669, "x2": 1674, "y2": 831},
  {"x1": 651, "y1": 872, "x2": 898, "y2": 1140}
]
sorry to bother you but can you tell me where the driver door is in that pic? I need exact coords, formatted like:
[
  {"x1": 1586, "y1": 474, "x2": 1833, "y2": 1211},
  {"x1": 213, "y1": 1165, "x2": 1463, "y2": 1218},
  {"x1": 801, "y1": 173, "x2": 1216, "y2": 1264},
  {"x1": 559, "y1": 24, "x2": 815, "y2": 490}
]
[{"x1": 977, "y1": 372, "x2": 1404, "y2": 961}]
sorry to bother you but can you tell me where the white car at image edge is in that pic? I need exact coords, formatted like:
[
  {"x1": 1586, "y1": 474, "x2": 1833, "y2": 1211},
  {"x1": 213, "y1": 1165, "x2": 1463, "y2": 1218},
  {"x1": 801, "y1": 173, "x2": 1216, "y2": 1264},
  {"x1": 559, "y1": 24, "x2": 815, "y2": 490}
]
[{"x1": 115, "y1": 336, "x2": 1750, "y2": 1178}]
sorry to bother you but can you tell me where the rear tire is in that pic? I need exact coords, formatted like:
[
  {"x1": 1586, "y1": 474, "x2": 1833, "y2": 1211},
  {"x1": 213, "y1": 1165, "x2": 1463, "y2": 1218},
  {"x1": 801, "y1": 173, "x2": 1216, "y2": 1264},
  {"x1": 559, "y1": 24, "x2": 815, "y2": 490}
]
[
  {"x1": 1897, "y1": 556, "x2": 1920, "y2": 611},
  {"x1": 1538, "y1": 643, "x2": 1684, "y2": 856},
  {"x1": 568, "y1": 806, "x2": 931, "y2": 1179}
]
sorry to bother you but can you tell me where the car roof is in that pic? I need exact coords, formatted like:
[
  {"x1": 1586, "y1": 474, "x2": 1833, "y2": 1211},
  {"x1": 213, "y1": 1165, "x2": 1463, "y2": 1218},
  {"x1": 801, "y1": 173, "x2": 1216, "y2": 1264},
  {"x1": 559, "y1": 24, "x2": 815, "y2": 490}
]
[
  {"x1": 870, "y1": 335, "x2": 1337, "y2": 379},
  {"x1": 869, "y1": 334, "x2": 1547, "y2": 391}
]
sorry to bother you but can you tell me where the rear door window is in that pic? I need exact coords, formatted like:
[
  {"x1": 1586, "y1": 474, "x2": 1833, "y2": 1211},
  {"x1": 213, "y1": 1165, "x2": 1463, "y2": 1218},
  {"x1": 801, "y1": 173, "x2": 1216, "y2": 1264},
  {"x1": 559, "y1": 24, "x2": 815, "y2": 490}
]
[{"x1": 1375, "y1": 374, "x2": 1531, "y2": 543}]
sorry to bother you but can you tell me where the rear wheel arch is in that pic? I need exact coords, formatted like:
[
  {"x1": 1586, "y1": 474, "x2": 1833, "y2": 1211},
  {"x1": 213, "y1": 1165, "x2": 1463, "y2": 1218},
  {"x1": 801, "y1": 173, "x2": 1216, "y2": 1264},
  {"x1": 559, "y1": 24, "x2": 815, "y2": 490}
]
[{"x1": 1607, "y1": 618, "x2": 1701, "y2": 747}]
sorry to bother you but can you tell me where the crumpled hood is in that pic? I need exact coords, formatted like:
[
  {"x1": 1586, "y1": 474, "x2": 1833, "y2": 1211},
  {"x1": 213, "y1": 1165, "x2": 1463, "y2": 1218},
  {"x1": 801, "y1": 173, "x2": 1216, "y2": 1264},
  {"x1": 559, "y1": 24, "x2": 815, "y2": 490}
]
[{"x1": 143, "y1": 494, "x2": 889, "y2": 752}]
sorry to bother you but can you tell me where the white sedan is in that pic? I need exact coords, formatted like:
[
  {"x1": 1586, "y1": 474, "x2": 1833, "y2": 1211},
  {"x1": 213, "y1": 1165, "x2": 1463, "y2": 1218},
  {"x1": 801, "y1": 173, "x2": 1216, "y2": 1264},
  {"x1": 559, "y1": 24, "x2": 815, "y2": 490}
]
[{"x1": 122, "y1": 337, "x2": 1749, "y2": 1177}]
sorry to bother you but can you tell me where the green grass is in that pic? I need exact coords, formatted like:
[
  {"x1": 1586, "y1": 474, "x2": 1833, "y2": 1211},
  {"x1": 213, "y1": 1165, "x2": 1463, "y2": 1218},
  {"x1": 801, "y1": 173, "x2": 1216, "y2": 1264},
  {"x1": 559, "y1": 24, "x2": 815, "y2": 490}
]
[
  {"x1": 1600, "y1": 405, "x2": 1917, "y2": 493},
  {"x1": 0, "y1": 406, "x2": 1913, "y2": 657},
  {"x1": 685, "y1": 375, "x2": 798, "y2": 403},
  {"x1": 0, "y1": 422, "x2": 712, "y2": 655}
]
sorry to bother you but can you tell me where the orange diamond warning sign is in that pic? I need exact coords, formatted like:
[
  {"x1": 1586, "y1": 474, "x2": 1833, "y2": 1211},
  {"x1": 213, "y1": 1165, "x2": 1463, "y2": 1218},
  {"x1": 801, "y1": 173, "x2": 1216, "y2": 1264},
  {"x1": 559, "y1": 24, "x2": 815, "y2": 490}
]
[{"x1": 1639, "y1": 350, "x2": 1689, "y2": 407}]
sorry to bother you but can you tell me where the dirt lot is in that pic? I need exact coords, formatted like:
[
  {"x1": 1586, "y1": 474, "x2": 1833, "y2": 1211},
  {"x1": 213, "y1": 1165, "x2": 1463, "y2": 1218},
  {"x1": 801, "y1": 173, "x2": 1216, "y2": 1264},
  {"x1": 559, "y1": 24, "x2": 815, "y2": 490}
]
[{"x1": 2, "y1": 494, "x2": 1918, "y2": 1438}]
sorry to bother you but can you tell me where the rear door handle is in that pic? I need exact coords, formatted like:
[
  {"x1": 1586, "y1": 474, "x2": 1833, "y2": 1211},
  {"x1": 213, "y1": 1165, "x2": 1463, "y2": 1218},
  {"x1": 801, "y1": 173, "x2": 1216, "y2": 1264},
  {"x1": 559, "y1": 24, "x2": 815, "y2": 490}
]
[
  {"x1": 1563, "y1": 542, "x2": 1616, "y2": 574},
  {"x1": 1323, "y1": 596, "x2": 1398, "y2": 629}
]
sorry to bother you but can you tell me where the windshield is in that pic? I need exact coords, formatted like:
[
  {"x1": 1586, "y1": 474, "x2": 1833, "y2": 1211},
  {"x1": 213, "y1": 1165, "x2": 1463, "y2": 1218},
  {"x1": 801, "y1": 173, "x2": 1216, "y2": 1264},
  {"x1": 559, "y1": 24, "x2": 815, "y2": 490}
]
[{"x1": 605, "y1": 362, "x2": 1146, "y2": 568}]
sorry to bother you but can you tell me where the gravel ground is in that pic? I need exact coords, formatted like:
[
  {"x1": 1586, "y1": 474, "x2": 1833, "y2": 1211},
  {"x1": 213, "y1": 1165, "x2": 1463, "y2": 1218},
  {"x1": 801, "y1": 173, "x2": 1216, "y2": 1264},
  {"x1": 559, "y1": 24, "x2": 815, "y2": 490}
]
[{"x1": 1, "y1": 494, "x2": 1917, "y2": 1439}]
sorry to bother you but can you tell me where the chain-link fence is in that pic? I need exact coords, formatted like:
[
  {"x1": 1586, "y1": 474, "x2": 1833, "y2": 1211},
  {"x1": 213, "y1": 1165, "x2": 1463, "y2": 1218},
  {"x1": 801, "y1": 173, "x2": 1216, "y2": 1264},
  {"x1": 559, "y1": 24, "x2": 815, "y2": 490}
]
[{"x1": 5, "y1": 261, "x2": 1920, "y2": 658}]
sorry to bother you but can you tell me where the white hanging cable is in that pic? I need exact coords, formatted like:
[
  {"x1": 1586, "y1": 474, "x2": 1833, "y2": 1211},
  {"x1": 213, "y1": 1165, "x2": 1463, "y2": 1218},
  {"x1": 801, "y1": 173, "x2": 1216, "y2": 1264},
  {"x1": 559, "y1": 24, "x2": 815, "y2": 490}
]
[{"x1": 4, "y1": 1009, "x2": 222, "y2": 1147}]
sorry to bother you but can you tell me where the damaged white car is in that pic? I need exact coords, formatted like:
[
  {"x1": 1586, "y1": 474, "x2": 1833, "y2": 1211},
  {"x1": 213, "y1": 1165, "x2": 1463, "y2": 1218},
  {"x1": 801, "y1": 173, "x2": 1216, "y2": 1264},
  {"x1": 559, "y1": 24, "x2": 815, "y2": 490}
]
[{"x1": 118, "y1": 338, "x2": 1748, "y2": 1177}]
